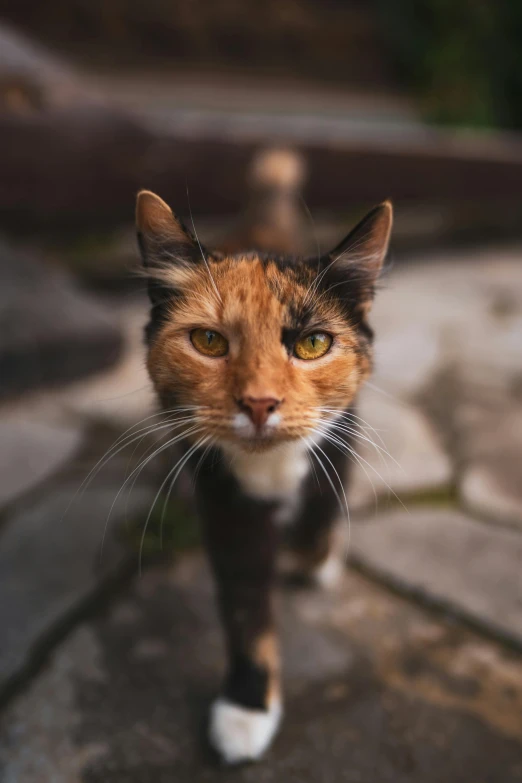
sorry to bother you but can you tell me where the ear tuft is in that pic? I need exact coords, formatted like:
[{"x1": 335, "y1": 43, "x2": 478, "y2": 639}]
[
  {"x1": 136, "y1": 190, "x2": 202, "y2": 305},
  {"x1": 135, "y1": 189, "x2": 201, "y2": 275},
  {"x1": 136, "y1": 190, "x2": 174, "y2": 235},
  {"x1": 331, "y1": 200, "x2": 393, "y2": 279},
  {"x1": 368, "y1": 200, "x2": 393, "y2": 265},
  {"x1": 136, "y1": 189, "x2": 196, "y2": 247},
  {"x1": 315, "y1": 201, "x2": 393, "y2": 319}
]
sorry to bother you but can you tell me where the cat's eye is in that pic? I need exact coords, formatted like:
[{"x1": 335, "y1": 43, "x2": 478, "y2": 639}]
[
  {"x1": 190, "y1": 328, "x2": 228, "y2": 357},
  {"x1": 294, "y1": 333, "x2": 332, "y2": 360}
]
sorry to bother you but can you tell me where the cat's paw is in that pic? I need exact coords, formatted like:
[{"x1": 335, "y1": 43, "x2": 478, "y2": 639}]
[{"x1": 209, "y1": 697, "x2": 282, "y2": 764}]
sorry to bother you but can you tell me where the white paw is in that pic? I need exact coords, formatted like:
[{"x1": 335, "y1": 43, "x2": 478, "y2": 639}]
[
  {"x1": 209, "y1": 697, "x2": 282, "y2": 764},
  {"x1": 312, "y1": 551, "x2": 344, "y2": 590}
]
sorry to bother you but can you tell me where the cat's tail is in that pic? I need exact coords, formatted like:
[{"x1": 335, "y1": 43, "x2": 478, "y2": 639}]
[
  {"x1": 223, "y1": 147, "x2": 309, "y2": 255},
  {"x1": 248, "y1": 147, "x2": 307, "y2": 194}
]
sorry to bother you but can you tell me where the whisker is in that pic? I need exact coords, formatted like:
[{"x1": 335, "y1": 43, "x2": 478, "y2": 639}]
[
  {"x1": 139, "y1": 434, "x2": 209, "y2": 574},
  {"x1": 325, "y1": 418, "x2": 402, "y2": 471},
  {"x1": 159, "y1": 436, "x2": 215, "y2": 549},
  {"x1": 61, "y1": 411, "x2": 201, "y2": 524},
  {"x1": 298, "y1": 192, "x2": 321, "y2": 269},
  {"x1": 315, "y1": 410, "x2": 391, "y2": 466},
  {"x1": 99, "y1": 423, "x2": 204, "y2": 560},
  {"x1": 305, "y1": 446, "x2": 321, "y2": 490},
  {"x1": 315, "y1": 407, "x2": 389, "y2": 450},
  {"x1": 364, "y1": 381, "x2": 402, "y2": 403},
  {"x1": 123, "y1": 425, "x2": 183, "y2": 523},
  {"x1": 306, "y1": 436, "x2": 351, "y2": 561},
  {"x1": 315, "y1": 424, "x2": 409, "y2": 514},
  {"x1": 311, "y1": 274, "x2": 379, "y2": 305},
  {"x1": 302, "y1": 231, "x2": 380, "y2": 306},
  {"x1": 89, "y1": 415, "x2": 197, "y2": 482},
  {"x1": 325, "y1": 421, "x2": 390, "y2": 483},
  {"x1": 315, "y1": 426, "x2": 379, "y2": 513},
  {"x1": 192, "y1": 438, "x2": 215, "y2": 486},
  {"x1": 186, "y1": 183, "x2": 223, "y2": 306}
]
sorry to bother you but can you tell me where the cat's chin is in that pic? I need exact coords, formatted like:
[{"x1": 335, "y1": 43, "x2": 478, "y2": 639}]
[
  {"x1": 221, "y1": 432, "x2": 298, "y2": 454},
  {"x1": 227, "y1": 436, "x2": 282, "y2": 453}
]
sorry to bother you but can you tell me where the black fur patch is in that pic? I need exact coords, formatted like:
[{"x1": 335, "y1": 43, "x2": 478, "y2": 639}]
[{"x1": 224, "y1": 655, "x2": 270, "y2": 711}]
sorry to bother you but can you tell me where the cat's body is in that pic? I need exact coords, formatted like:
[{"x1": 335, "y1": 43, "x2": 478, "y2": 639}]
[{"x1": 136, "y1": 150, "x2": 392, "y2": 763}]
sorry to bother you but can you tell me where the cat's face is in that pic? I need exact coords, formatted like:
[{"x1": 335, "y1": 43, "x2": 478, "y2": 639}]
[{"x1": 137, "y1": 192, "x2": 392, "y2": 452}]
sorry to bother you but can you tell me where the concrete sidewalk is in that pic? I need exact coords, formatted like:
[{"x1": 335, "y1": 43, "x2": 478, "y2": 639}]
[{"x1": 1, "y1": 245, "x2": 522, "y2": 781}]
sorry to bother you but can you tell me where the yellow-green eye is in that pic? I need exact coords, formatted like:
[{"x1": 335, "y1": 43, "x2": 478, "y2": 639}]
[
  {"x1": 294, "y1": 332, "x2": 332, "y2": 360},
  {"x1": 190, "y1": 328, "x2": 228, "y2": 357}
]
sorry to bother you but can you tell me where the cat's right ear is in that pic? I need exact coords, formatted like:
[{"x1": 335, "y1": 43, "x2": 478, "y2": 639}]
[{"x1": 136, "y1": 190, "x2": 200, "y2": 269}]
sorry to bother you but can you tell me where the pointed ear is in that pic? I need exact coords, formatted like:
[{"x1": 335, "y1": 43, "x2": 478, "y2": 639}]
[
  {"x1": 329, "y1": 201, "x2": 392, "y2": 282},
  {"x1": 319, "y1": 201, "x2": 392, "y2": 318},
  {"x1": 135, "y1": 190, "x2": 200, "y2": 268}
]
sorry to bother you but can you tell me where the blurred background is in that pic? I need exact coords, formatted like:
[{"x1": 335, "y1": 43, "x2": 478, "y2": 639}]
[{"x1": 1, "y1": 3, "x2": 522, "y2": 781}]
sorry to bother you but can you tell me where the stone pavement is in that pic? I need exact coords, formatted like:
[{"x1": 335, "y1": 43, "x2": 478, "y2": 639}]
[
  {"x1": 1, "y1": 246, "x2": 522, "y2": 780},
  {"x1": 0, "y1": 239, "x2": 123, "y2": 400},
  {"x1": 2, "y1": 558, "x2": 522, "y2": 783}
]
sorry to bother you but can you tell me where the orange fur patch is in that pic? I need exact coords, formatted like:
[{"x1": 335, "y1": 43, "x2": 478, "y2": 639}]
[
  {"x1": 253, "y1": 630, "x2": 281, "y2": 707},
  {"x1": 147, "y1": 254, "x2": 369, "y2": 450}
]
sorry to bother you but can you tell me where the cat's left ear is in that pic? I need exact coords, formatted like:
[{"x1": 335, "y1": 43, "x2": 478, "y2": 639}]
[
  {"x1": 321, "y1": 200, "x2": 393, "y2": 313},
  {"x1": 136, "y1": 190, "x2": 201, "y2": 269}
]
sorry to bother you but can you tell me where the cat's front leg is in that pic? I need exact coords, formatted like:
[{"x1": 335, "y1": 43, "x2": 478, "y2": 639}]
[
  {"x1": 283, "y1": 437, "x2": 350, "y2": 590},
  {"x1": 197, "y1": 474, "x2": 281, "y2": 764}
]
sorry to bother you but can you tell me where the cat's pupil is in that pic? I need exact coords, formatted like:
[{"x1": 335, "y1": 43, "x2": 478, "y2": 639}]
[
  {"x1": 310, "y1": 335, "x2": 316, "y2": 348},
  {"x1": 206, "y1": 331, "x2": 214, "y2": 346}
]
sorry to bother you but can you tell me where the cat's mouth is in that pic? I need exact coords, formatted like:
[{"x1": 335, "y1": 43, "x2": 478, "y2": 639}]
[
  {"x1": 194, "y1": 410, "x2": 318, "y2": 451},
  {"x1": 209, "y1": 411, "x2": 314, "y2": 452},
  {"x1": 232, "y1": 411, "x2": 282, "y2": 444}
]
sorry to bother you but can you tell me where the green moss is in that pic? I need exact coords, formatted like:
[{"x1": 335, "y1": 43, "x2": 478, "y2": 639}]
[
  {"x1": 121, "y1": 496, "x2": 200, "y2": 559},
  {"x1": 122, "y1": 484, "x2": 460, "y2": 563},
  {"x1": 390, "y1": 484, "x2": 459, "y2": 511}
]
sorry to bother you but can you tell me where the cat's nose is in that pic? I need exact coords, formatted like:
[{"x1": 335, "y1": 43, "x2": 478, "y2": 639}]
[{"x1": 236, "y1": 396, "x2": 282, "y2": 430}]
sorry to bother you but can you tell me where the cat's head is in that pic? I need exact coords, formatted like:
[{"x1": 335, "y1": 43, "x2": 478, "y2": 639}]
[{"x1": 137, "y1": 191, "x2": 392, "y2": 452}]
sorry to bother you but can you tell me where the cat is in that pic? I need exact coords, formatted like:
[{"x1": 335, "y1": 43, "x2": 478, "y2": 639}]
[{"x1": 135, "y1": 149, "x2": 392, "y2": 764}]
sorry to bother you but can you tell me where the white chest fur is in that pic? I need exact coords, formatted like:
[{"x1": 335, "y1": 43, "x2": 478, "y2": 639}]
[{"x1": 223, "y1": 440, "x2": 310, "y2": 503}]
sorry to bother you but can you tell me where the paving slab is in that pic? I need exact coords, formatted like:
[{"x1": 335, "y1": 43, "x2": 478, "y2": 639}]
[
  {"x1": 371, "y1": 248, "x2": 522, "y2": 399},
  {"x1": 0, "y1": 418, "x2": 82, "y2": 509},
  {"x1": 453, "y1": 395, "x2": 522, "y2": 529},
  {"x1": 1, "y1": 299, "x2": 154, "y2": 433},
  {"x1": 0, "y1": 481, "x2": 154, "y2": 698},
  {"x1": 461, "y1": 461, "x2": 522, "y2": 529},
  {"x1": 1, "y1": 556, "x2": 522, "y2": 782},
  {"x1": 351, "y1": 510, "x2": 522, "y2": 647},
  {"x1": 51, "y1": 301, "x2": 155, "y2": 429},
  {"x1": 367, "y1": 249, "x2": 522, "y2": 529},
  {"x1": 349, "y1": 393, "x2": 451, "y2": 514},
  {"x1": 0, "y1": 240, "x2": 123, "y2": 400}
]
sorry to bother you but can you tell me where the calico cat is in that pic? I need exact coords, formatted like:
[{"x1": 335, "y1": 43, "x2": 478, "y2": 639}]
[{"x1": 136, "y1": 150, "x2": 392, "y2": 764}]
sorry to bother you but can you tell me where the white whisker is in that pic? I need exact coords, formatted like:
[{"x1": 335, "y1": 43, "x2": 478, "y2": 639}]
[
  {"x1": 159, "y1": 436, "x2": 214, "y2": 549},
  {"x1": 325, "y1": 418, "x2": 403, "y2": 472},
  {"x1": 315, "y1": 407, "x2": 389, "y2": 450},
  {"x1": 99, "y1": 423, "x2": 205, "y2": 560},
  {"x1": 186, "y1": 184, "x2": 223, "y2": 306},
  {"x1": 305, "y1": 436, "x2": 351, "y2": 561},
  {"x1": 365, "y1": 381, "x2": 402, "y2": 403},
  {"x1": 61, "y1": 410, "x2": 202, "y2": 524},
  {"x1": 139, "y1": 434, "x2": 209, "y2": 574},
  {"x1": 315, "y1": 424, "x2": 409, "y2": 514},
  {"x1": 315, "y1": 426, "x2": 379, "y2": 513}
]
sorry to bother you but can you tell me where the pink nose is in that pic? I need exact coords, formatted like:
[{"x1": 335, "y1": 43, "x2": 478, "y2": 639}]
[{"x1": 237, "y1": 396, "x2": 282, "y2": 430}]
